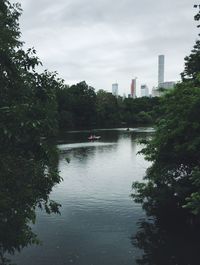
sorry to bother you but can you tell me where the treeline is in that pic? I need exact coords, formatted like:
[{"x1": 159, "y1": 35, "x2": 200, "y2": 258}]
[
  {"x1": 56, "y1": 82, "x2": 160, "y2": 130},
  {"x1": 0, "y1": 0, "x2": 160, "y2": 136}
]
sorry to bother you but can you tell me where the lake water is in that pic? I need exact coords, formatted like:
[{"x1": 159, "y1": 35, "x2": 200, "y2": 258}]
[{"x1": 13, "y1": 128, "x2": 152, "y2": 265}]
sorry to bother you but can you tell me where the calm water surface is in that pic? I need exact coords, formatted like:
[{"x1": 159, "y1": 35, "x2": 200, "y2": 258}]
[{"x1": 14, "y1": 128, "x2": 152, "y2": 265}]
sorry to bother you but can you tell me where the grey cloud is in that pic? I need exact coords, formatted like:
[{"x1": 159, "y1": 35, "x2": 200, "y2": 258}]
[{"x1": 10, "y1": 0, "x2": 198, "y2": 95}]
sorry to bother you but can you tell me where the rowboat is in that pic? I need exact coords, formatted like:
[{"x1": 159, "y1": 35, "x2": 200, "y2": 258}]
[{"x1": 88, "y1": 135, "x2": 101, "y2": 141}]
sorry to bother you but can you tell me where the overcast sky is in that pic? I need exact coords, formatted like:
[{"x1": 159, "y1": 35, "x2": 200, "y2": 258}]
[{"x1": 12, "y1": 0, "x2": 198, "y2": 96}]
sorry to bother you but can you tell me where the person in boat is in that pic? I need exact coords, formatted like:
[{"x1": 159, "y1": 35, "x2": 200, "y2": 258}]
[{"x1": 88, "y1": 135, "x2": 101, "y2": 140}]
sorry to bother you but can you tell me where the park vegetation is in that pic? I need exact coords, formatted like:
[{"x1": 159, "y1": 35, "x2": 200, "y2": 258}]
[
  {"x1": 132, "y1": 7, "x2": 200, "y2": 226},
  {"x1": 0, "y1": 1, "x2": 159, "y2": 262},
  {"x1": 0, "y1": 1, "x2": 63, "y2": 263},
  {"x1": 56, "y1": 83, "x2": 160, "y2": 130},
  {"x1": 1, "y1": 0, "x2": 200, "y2": 263}
]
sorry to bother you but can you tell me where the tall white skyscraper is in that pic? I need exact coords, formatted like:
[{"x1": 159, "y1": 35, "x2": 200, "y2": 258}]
[
  {"x1": 158, "y1": 55, "x2": 164, "y2": 85},
  {"x1": 112, "y1": 83, "x2": 118, "y2": 97}
]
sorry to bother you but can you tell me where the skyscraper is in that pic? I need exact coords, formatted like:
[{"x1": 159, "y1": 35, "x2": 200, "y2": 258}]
[
  {"x1": 130, "y1": 78, "x2": 136, "y2": 98},
  {"x1": 112, "y1": 83, "x2": 118, "y2": 97},
  {"x1": 158, "y1": 55, "x2": 164, "y2": 85}
]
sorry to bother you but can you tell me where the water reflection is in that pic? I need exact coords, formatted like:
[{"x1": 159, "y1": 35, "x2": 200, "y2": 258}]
[
  {"x1": 58, "y1": 129, "x2": 120, "y2": 144},
  {"x1": 0, "y1": 143, "x2": 61, "y2": 264},
  {"x1": 3, "y1": 129, "x2": 186, "y2": 265},
  {"x1": 59, "y1": 143, "x2": 117, "y2": 167},
  {"x1": 132, "y1": 219, "x2": 200, "y2": 265}
]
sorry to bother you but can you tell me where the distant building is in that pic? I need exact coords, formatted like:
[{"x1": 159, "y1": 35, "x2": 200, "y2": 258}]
[
  {"x1": 158, "y1": 55, "x2": 165, "y2": 85},
  {"x1": 158, "y1": 81, "x2": 176, "y2": 89},
  {"x1": 152, "y1": 87, "x2": 160, "y2": 97},
  {"x1": 130, "y1": 78, "x2": 137, "y2": 98},
  {"x1": 141, "y1": 84, "x2": 149, "y2": 97},
  {"x1": 112, "y1": 83, "x2": 118, "y2": 97},
  {"x1": 152, "y1": 81, "x2": 176, "y2": 98}
]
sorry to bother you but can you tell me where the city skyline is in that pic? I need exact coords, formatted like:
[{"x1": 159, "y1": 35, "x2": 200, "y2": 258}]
[
  {"x1": 112, "y1": 54, "x2": 172, "y2": 97},
  {"x1": 13, "y1": 0, "x2": 198, "y2": 96}
]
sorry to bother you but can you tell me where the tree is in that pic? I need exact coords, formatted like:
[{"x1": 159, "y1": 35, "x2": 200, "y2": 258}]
[
  {"x1": 0, "y1": 1, "x2": 63, "y2": 262},
  {"x1": 132, "y1": 10, "x2": 200, "y2": 224},
  {"x1": 0, "y1": 1, "x2": 65, "y2": 149},
  {"x1": 57, "y1": 81, "x2": 96, "y2": 129},
  {"x1": 96, "y1": 90, "x2": 119, "y2": 127},
  {"x1": 132, "y1": 80, "x2": 200, "y2": 221},
  {"x1": 122, "y1": 97, "x2": 159, "y2": 126},
  {"x1": 181, "y1": 40, "x2": 200, "y2": 81},
  {"x1": 181, "y1": 6, "x2": 200, "y2": 82}
]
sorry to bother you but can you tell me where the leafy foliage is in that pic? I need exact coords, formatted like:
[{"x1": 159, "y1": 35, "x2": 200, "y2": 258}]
[
  {"x1": 0, "y1": 1, "x2": 63, "y2": 263},
  {"x1": 132, "y1": 80, "x2": 200, "y2": 220},
  {"x1": 57, "y1": 86, "x2": 160, "y2": 130},
  {"x1": 181, "y1": 40, "x2": 200, "y2": 81},
  {"x1": 181, "y1": 6, "x2": 200, "y2": 81},
  {"x1": 96, "y1": 89, "x2": 119, "y2": 127},
  {"x1": 132, "y1": 10, "x2": 200, "y2": 224},
  {"x1": 57, "y1": 81, "x2": 96, "y2": 129}
]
